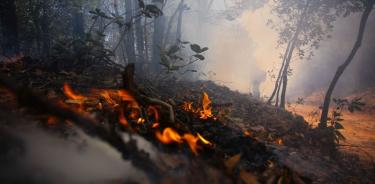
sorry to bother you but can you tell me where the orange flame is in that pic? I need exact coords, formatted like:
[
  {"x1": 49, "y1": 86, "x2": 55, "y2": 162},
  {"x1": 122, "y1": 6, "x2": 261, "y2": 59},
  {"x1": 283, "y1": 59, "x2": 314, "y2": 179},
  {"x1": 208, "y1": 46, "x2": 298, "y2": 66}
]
[
  {"x1": 137, "y1": 118, "x2": 145, "y2": 124},
  {"x1": 155, "y1": 127, "x2": 183, "y2": 144},
  {"x1": 100, "y1": 91, "x2": 118, "y2": 107},
  {"x1": 183, "y1": 101, "x2": 194, "y2": 111},
  {"x1": 63, "y1": 82, "x2": 85, "y2": 101},
  {"x1": 183, "y1": 134, "x2": 200, "y2": 155},
  {"x1": 244, "y1": 130, "x2": 252, "y2": 137},
  {"x1": 118, "y1": 109, "x2": 129, "y2": 127},
  {"x1": 47, "y1": 116, "x2": 58, "y2": 125},
  {"x1": 147, "y1": 106, "x2": 159, "y2": 125},
  {"x1": 118, "y1": 90, "x2": 139, "y2": 108},
  {"x1": 197, "y1": 133, "x2": 212, "y2": 146},
  {"x1": 152, "y1": 123, "x2": 160, "y2": 128},
  {"x1": 200, "y1": 92, "x2": 213, "y2": 119},
  {"x1": 276, "y1": 138, "x2": 283, "y2": 145}
]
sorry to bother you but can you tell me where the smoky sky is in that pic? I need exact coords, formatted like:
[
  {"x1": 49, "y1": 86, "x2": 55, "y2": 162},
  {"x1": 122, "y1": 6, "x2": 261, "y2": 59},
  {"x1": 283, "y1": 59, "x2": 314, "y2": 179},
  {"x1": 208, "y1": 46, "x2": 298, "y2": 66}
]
[{"x1": 177, "y1": 0, "x2": 375, "y2": 99}]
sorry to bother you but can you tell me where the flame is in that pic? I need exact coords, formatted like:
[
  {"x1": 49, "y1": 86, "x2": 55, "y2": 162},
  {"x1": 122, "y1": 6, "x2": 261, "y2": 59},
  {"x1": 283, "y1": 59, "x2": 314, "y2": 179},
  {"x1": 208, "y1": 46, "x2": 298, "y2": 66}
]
[
  {"x1": 183, "y1": 101, "x2": 194, "y2": 111},
  {"x1": 197, "y1": 133, "x2": 212, "y2": 146},
  {"x1": 147, "y1": 106, "x2": 159, "y2": 125},
  {"x1": 63, "y1": 82, "x2": 85, "y2": 101},
  {"x1": 244, "y1": 130, "x2": 252, "y2": 137},
  {"x1": 152, "y1": 123, "x2": 159, "y2": 128},
  {"x1": 137, "y1": 118, "x2": 145, "y2": 124},
  {"x1": 276, "y1": 138, "x2": 283, "y2": 145},
  {"x1": 118, "y1": 90, "x2": 139, "y2": 108},
  {"x1": 100, "y1": 91, "x2": 118, "y2": 107},
  {"x1": 118, "y1": 109, "x2": 129, "y2": 127},
  {"x1": 155, "y1": 127, "x2": 183, "y2": 144},
  {"x1": 47, "y1": 116, "x2": 58, "y2": 125},
  {"x1": 200, "y1": 92, "x2": 213, "y2": 119},
  {"x1": 183, "y1": 134, "x2": 200, "y2": 155}
]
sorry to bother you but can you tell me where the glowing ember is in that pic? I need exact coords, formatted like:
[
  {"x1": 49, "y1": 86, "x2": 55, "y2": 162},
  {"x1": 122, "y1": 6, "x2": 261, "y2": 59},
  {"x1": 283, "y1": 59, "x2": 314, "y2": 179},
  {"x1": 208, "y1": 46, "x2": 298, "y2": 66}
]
[
  {"x1": 137, "y1": 118, "x2": 145, "y2": 124},
  {"x1": 47, "y1": 116, "x2": 58, "y2": 125},
  {"x1": 276, "y1": 138, "x2": 283, "y2": 145},
  {"x1": 100, "y1": 91, "x2": 118, "y2": 107},
  {"x1": 183, "y1": 101, "x2": 194, "y2": 111},
  {"x1": 152, "y1": 123, "x2": 159, "y2": 128},
  {"x1": 63, "y1": 82, "x2": 85, "y2": 101},
  {"x1": 118, "y1": 109, "x2": 129, "y2": 127},
  {"x1": 244, "y1": 130, "x2": 252, "y2": 137},
  {"x1": 118, "y1": 90, "x2": 139, "y2": 109},
  {"x1": 155, "y1": 127, "x2": 183, "y2": 144},
  {"x1": 183, "y1": 134, "x2": 200, "y2": 155},
  {"x1": 197, "y1": 133, "x2": 212, "y2": 146}
]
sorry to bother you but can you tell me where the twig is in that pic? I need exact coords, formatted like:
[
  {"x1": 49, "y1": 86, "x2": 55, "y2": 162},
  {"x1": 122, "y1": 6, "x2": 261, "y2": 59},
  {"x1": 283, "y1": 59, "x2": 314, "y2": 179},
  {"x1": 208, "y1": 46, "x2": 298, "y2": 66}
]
[{"x1": 122, "y1": 63, "x2": 175, "y2": 123}]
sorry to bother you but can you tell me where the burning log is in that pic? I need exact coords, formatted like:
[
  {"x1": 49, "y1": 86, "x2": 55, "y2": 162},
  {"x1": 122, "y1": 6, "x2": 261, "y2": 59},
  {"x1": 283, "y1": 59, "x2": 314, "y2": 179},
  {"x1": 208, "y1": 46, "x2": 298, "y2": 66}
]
[{"x1": 0, "y1": 72, "x2": 162, "y2": 181}]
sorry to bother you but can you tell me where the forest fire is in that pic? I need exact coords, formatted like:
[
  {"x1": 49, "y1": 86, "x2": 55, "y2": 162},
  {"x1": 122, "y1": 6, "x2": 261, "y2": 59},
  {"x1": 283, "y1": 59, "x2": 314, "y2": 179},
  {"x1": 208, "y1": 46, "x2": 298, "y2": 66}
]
[
  {"x1": 1, "y1": 0, "x2": 374, "y2": 182},
  {"x1": 183, "y1": 92, "x2": 215, "y2": 120},
  {"x1": 61, "y1": 83, "x2": 213, "y2": 155}
]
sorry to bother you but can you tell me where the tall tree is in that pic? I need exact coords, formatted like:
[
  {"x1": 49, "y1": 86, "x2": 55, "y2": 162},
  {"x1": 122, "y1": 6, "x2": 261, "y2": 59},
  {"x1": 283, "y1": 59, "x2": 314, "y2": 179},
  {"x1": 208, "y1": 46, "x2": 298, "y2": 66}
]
[
  {"x1": 125, "y1": 0, "x2": 136, "y2": 63},
  {"x1": 151, "y1": 0, "x2": 166, "y2": 72},
  {"x1": 72, "y1": 3, "x2": 85, "y2": 40},
  {"x1": 176, "y1": 0, "x2": 185, "y2": 42},
  {"x1": 319, "y1": 0, "x2": 375, "y2": 126},
  {"x1": 41, "y1": 0, "x2": 51, "y2": 57},
  {"x1": 0, "y1": 0, "x2": 19, "y2": 56},
  {"x1": 135, "y1": 0, "x2": 145, "y2": 63},
  {"x1": 267, "y1": 0, "x2": 353, "y2": 108}
]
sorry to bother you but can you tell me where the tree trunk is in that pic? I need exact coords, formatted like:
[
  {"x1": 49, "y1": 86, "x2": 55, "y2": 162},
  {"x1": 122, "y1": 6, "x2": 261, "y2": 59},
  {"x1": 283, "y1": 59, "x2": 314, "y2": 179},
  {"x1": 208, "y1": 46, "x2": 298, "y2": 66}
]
[
  {"x1": 275, "y1": 76, "x2": 283, "y2": 106},
  {"x1": 151, "y1": 1, "x2": 166, "y2": 72},
  {"x1": 319, "y1": 0, "x2": 374, "y2": 127},
  {"x1": 72, "y1": 5, "x2": 85, "y2": 40},
  {"x1": 41, "y1": 0, "x2": 50, "y2": 57},
  {"x1": 135, "y1": 0, "x2": 145, "y2": 63},
  {"x1": 163, "y1": 0, "x2": 182, "y2": 46},
  {"x1": 125, "y1": 0, "x2": 136, "y2": 63},
  {"x1": 0, "y1": 0, "x2": 19, "y2": 56},
  {"x1": 176, "y1": 0, "x2": 185, "y2": 42},
  {"x1": 144, "y1": 17, "x2": 149, "y2": 63},
  {"x1": 267, "y1": 41, "x2": 291, "y2": 104},
  {"x1": 279, "y1": 0, "x2": 311, "y2": 109}
]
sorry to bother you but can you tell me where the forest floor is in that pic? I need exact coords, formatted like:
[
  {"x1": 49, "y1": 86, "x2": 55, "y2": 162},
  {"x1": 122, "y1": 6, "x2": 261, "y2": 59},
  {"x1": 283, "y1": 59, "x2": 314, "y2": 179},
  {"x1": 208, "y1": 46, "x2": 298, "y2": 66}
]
[
  {"x1": 0, "y1": 58, "x2": 374, "y2": 183},
  {"x1": 290, "y1": 88, "x2": 375, "y2": 161}
]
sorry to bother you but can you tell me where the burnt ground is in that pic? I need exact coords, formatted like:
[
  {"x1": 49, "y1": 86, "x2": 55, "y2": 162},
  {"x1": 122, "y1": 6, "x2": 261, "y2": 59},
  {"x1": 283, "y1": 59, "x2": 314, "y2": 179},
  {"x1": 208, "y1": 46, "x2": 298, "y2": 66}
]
[{"x1": 0, "y1": 58, "x2": 374, "y2": 183}]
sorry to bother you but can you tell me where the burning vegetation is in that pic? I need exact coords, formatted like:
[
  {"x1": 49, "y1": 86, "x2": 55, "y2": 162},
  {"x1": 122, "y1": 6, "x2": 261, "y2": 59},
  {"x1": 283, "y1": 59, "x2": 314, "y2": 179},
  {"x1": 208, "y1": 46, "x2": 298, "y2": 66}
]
[{"x1": 1, "y1": 0, "x2": 374, "y2": 183}]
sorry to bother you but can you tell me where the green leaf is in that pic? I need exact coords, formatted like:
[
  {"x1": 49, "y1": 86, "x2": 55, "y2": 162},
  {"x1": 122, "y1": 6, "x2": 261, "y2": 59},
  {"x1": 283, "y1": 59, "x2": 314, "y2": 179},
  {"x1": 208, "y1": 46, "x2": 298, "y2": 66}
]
[
  {"x1": 190, "y1": 44, "x2": 201, "y2": 53},
  {"x1": 138, "y1": 0, "x2": 145, "y2": 9},
  {"x1": 200, "y1": 47, "x2": 209, "y2": 53},
  {"x1": 193, "y1": 54, "x2": 205, "y2": 60},
  {"x1": 145, "y1": 5, "x2": 163, "y2": 17},
  {"x1": 167, "y1": 45, "x2": 180, "y2": 55}
]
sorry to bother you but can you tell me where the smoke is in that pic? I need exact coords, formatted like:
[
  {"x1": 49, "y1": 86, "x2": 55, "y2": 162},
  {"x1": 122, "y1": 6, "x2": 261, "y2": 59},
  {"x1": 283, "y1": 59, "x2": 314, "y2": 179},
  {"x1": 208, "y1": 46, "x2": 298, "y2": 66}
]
[
  {"x1": 179, "y1": 0, "x2": 375, "y2": 99},
  {"x1": 0, "y1": 125, "x2": 152, "y2": 183}
]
